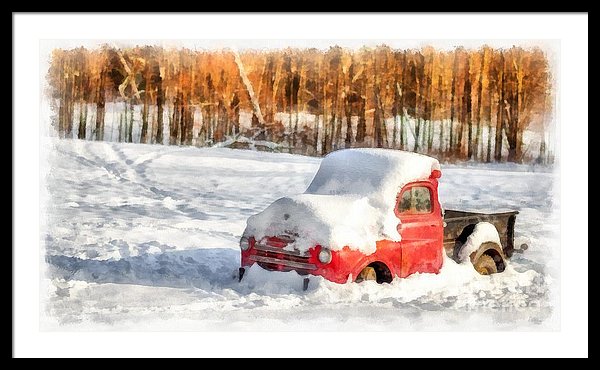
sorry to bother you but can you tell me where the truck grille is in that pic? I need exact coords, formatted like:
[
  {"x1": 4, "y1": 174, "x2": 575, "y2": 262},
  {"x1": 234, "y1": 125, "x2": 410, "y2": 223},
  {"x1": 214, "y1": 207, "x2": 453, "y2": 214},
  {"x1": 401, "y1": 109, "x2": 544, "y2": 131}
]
[{"x1": 249, "y1": 236, "x2": 316, "y2": 273}]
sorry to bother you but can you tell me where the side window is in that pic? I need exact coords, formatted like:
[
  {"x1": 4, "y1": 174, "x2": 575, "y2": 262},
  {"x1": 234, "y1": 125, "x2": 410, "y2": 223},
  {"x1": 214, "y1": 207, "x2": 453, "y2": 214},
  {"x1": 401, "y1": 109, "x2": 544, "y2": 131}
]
[
  {"x1": 397, "y1": 186, "x2": 432, "y2": 214},
  {"x1": 399, "y1": 189, "x2": 412, "y2": 212}
]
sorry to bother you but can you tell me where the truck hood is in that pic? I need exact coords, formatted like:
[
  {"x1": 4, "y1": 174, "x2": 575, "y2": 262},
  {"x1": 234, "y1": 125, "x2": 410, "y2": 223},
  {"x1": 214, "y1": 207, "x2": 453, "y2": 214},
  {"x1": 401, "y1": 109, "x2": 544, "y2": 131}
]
[{"x1": 245, "y1": 193, "x2": 391, "y2": 255}]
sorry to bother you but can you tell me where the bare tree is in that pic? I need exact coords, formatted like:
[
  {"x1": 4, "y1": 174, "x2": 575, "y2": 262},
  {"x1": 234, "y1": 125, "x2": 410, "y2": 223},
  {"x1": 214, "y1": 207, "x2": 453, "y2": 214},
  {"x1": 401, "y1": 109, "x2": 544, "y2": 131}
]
[
  {"x1": 472, "y1": 48, "x2": 486, "y2": 160},
  {"x1": 495, "y1": 52, "x2": 505, "y2": 162},
  {"x1": 447, "y1": 50, "x2": 460, "y2": 154},
  {"x1": 464, "y1": 57, "x2": 473, "y2": 159}
]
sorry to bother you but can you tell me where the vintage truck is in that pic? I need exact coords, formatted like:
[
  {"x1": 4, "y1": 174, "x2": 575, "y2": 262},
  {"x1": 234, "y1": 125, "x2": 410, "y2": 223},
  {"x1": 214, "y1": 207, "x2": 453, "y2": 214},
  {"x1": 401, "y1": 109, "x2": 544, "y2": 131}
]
[{"x1": 238, "y1": 148, "x2": 521, "y2": 288}]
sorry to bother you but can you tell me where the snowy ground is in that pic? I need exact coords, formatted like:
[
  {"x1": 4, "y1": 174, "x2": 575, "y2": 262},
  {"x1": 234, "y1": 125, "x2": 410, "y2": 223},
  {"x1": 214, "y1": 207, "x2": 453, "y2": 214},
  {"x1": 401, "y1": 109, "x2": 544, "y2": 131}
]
[{"x1": 41, "y1": 139, "x2": 559, "y2": 330}]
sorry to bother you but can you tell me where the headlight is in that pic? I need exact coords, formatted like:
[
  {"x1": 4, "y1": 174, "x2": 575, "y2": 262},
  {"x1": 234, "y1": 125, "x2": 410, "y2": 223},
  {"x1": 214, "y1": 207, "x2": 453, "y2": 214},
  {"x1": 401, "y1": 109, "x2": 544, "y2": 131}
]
[
  {"x1": 318, "y1": 248, "x2": 332, "y2": 264},
  {"x1": 240, "y1": 236, "x2": 250, "y2": 251}
]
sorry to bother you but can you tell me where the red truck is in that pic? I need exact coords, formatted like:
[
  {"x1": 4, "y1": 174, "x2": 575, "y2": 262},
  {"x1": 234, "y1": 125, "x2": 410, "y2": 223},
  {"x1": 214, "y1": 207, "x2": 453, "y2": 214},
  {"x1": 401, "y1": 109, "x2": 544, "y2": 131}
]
[{"x1": 238, "y1": 149, "x2": 519, "y2": 289}]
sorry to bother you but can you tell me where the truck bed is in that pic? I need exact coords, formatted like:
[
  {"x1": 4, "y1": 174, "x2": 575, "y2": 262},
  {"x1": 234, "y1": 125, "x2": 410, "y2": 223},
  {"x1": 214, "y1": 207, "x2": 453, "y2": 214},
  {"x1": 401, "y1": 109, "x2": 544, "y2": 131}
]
[{"x1": 443, "y1": 209, "x2": 518, "y2": 260}]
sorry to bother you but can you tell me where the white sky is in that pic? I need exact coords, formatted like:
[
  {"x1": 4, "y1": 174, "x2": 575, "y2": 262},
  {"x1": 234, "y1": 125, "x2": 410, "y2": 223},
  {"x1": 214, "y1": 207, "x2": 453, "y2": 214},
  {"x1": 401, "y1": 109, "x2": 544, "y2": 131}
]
[{"x1": 46, "y1": 38, "x2": 556, "y2": 52}]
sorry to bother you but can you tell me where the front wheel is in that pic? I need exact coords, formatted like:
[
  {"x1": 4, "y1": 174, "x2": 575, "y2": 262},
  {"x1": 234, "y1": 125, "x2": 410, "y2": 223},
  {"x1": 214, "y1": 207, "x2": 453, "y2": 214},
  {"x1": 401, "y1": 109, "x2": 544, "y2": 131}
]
[{"x1": 355, "y1": 266, "x2": 377, "y2": 283}]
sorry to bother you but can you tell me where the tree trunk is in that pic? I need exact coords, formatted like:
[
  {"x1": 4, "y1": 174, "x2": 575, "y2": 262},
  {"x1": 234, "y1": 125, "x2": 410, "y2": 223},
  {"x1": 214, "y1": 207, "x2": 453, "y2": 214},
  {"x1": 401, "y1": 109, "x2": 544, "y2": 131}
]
[
  {"x1": 122, "y1": 102, "x2": 128, "y2": 142},
  {"x1": 345, "y1": 96, "x2": 353, "y2": 148},
  {"x1": 171, "y1": 93, "x2": 180, "y2": 145},
  {"x1": 76, "y1": 61, "x2": 86, "y2": 139},
  {"x1": 457, "y1": 98, "x2": 464, "y2": 157},
  {"x1": 57, "y1": 60, "x2": 65, "y2": 138},
  {"x1": 321, "y1": 62, "x2": 329, "y2": 155},
  {"x1": 313, "y1": 65, "x2": 321, "y2": 154},
  {"x1": 313, "y1": 113, "x2": 319, "y2": 154},
  {"x1": 63, "y1": 59, "x2": 74, "y2": 139},
  {"x1": 414, "y1": 56, "x2": 424, "y2": 152},
  {"x1": 537, "y1": 84, "x2": 549, "y2": 164},
  {"x1": 140, "y1": 64, "x2": 151, "y2": 144},
  {"x1": 507, "y1": 91, "x2": 520, "y2": 162},
  {"x1": 399, "y1": 52, "x2": 407, "y2": 150},
  {"x1": 328, "y1": 65, "x2": 339, "y2": 152},
  {"x1": 449, "y1": 51, "x2": 459, "y2": 154},
  {"x1": 473, "y1": 49, "x2": 485, "y2": 160},
  {"x1": 334, "y1": 93, "x2": 343, "y2": 150},
  {"x1": 141, "y1": 94, "x2": 149, "y2": 144},
  {"x1": 378, "y1": 95, "x2": 388, "y2": 148},
  {"x1": 295, "y1": 68, "x2": 303, "y2": 151},
  {"x1": 374, "y1": 97, "x2": 383, "y2": 148},
  {"x1": 494, "y1": 53, "x2": 505, "y2": 162},
  {"x1": 427, "y1": 68, "x2": 436, "y2": 153},
  {"x1": 288, "y1": 70, "x2": 294, "y2": 152},
  {"x1": 148, "y1": 107, "x2": 155, "y2": 144},
  {"x1": 186, "y1": 98, "x2": 196, "y2": 145},
  {"x1": 118, "y1": 112, "x2": 123, "y2": 142},
  {"x1": 486, "y1": 75, "x2": 494, "y2": 163},
  {"x1": 414, "y1": 118, "x2": 420, "y2": 152},
  {"x1": 437, "y1": 75, "x2": 444, "y2": 153},
  {"x1": 231, "y1": 92, "x2": 240, "y2": 135},
  {"x1": 427, "y1": 120, "x2": 432, "y2": 152},
  {"x1": 179, "y1": 99, "x2": 186, "y2": 145},
  {"x1": 95, "y1": 68, "x2": 106, "y2": 141},
  {"x1": 356, "y1": 97, "x2": 366, "y2": 144},
  {"x1": 263, "y1": 56, "x2": 275, "y2": 125},
  {"x1": 127, "y1": 100, "x2": 134, "y2": 143},
  {"x1": 155, "y1": 63, "x2": 164, "y2": 145},
  {"x1": 506, "y1": 53, "x2": 521, "y2": 163},
  {"x1": 355, "y1": 62, "x2": 367, "y2": 144},
  {"x1": 514, "y1": 56, "x2": 524, "y2": 163},
  {"x1": 392, "y1": 114, "x2": 398, "y2": 149},
  {"x1": 392, "y1": 66, "x2": 399, "y2": 149},
  {"x1": 373, "y1": 56, "x2": 385, "y2": 149},
  {"x1": 78, "y1": 101, "x2": 87, "y2": 140},
  {"x1": 464, "y1": 58, "x2": 472, "y2": 159},
  {"x1": 345, "y1": 62, "x2": 355, "y2": 149}
]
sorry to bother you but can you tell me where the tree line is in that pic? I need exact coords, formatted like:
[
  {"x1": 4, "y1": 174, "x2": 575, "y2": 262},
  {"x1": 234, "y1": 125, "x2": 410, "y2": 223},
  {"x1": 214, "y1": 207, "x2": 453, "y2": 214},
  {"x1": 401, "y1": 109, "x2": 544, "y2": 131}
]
[{"x1": 47, "y1": 44, "x2": 554, "y2": 164}]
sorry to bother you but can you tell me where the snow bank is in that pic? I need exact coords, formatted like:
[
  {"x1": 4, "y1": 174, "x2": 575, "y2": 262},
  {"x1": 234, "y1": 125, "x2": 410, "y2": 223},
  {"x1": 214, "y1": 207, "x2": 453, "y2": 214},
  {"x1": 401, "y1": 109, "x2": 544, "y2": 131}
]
[
  {"x1": 457, "y1": 222, "x2": 501, "y2": 262},
  {"x1": 246, "y1": 149, "x2": 440, "y2": 253},
  {"x1": 44, "y1": 139, "x2": 555, "y2": 330}
]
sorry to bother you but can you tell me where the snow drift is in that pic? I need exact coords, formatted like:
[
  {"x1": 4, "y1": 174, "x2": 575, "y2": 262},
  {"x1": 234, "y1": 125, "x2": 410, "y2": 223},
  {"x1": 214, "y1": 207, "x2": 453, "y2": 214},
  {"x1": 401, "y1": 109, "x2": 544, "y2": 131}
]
[
  {"x1": 245, "y1": 148, "x2": 441, "y2": 254},
  {"x1": 43, "y1": 139, "x2": 555, "y2": 330}
]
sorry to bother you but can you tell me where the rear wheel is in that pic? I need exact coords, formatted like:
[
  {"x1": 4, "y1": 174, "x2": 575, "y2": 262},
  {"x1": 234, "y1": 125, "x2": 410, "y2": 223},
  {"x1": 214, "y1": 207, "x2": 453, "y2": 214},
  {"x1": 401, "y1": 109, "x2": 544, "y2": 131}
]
[
  {"x1": 473, "y1": 254, "x2": 497, "y2": 275},
  {"x1": 355, "y1": 266, "x2": 377, "y2": 283}
]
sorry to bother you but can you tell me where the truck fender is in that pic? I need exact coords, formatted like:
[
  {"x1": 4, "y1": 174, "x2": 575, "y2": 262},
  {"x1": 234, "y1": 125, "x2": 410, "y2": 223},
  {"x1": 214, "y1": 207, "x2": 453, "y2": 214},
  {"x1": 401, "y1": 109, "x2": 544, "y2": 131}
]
[{"x1": 454, "y1": 222, "x2": 505, "y2": 265}]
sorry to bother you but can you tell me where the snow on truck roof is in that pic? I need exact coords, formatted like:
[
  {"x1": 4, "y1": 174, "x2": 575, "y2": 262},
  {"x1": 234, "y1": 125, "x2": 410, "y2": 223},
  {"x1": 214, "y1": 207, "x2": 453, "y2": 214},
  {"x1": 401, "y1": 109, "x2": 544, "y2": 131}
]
[
  {"x1": 305, "y1": 148, "x2": 441, "y2": 198},
  {"x1": 245, "y1": 149, "x2": 441, "y2": 254}
]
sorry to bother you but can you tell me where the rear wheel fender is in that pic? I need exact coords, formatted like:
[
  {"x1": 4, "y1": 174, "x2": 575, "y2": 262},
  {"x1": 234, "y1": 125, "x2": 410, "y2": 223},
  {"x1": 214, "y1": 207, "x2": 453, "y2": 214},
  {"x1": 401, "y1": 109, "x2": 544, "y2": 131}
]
[{"x1": 453, "y1": 222, "x2": 507, "y2": 275}]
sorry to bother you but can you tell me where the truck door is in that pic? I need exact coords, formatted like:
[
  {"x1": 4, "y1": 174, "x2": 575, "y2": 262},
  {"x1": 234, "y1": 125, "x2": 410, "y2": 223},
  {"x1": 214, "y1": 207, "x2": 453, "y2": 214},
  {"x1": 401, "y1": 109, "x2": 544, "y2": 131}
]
[{"x1": 396, "y1": 182, "x2": 444, "y2": 277}]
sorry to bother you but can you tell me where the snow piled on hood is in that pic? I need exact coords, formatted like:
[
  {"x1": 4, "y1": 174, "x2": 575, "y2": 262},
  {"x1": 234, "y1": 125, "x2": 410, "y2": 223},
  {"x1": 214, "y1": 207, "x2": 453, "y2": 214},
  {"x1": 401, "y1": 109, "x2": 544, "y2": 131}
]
[
  {"x1": 246, "y1": 149, "x2": 440, "y2": 253},
  {"x1": 246, "y1": 194, "x2": 381, "y2": 253}
]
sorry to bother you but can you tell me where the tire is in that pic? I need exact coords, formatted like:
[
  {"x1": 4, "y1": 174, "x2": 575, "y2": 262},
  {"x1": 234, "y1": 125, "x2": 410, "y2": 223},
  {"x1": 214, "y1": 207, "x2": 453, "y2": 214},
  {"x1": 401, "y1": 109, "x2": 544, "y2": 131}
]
[
  {"x1": 473, "y1": 254, "x2": 498, "y2": 275},
  {"x1": 355, "y1": 266, "x2": 377, "y2": 283}
]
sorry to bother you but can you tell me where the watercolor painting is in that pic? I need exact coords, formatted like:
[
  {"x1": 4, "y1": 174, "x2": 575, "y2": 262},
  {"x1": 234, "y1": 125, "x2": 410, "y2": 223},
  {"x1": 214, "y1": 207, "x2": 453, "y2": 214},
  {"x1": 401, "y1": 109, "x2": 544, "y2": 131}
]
[{"x1": 41, "y1": 40, "x2": 559, "y2": 331}]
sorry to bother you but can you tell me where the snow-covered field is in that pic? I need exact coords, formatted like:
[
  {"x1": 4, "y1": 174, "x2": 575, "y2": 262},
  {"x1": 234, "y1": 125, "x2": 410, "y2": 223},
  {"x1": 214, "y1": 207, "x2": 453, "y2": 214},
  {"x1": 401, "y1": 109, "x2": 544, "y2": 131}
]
[{"x1": 42, "y1": 139, "x2": 559, "y2": 330}]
